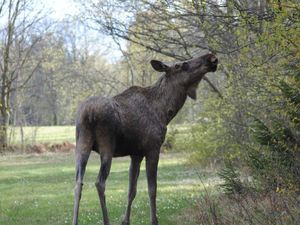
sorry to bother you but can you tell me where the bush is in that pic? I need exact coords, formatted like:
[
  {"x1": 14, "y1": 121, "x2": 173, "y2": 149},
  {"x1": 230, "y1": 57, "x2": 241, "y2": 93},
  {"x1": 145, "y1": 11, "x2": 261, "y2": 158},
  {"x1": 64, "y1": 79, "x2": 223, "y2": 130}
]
[
  {"x1": 174, "y1": 190, "x2": 300, "y2": 225},
  {"x1": 218, "y1": 165, "x2": 245, "y2": 195}
]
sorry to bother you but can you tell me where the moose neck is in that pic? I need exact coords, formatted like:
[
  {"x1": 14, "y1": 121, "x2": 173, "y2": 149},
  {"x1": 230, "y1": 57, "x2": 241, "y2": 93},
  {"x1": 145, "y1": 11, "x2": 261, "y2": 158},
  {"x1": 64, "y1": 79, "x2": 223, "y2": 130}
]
[{"x1": 149, "y1": 75, "x2": 188, "y2": 125}]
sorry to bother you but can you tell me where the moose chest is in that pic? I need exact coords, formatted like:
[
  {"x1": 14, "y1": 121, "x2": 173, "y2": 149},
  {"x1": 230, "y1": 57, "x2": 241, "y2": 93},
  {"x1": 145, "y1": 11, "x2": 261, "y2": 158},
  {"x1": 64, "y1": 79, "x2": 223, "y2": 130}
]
[{"x1": 113, "y1": 95, "x2": 166, "y2": 157}]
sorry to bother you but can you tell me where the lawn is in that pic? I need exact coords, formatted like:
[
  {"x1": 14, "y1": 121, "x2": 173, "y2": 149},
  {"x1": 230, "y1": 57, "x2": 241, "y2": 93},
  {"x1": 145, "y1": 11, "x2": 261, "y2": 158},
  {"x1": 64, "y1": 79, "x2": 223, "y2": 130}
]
[
  {"x1": 8, "y1": 126, "x2": 76, "y2": 145},
  {"x1": 0, "y1": 152, "x2": 218, "y2": 225},
  {"x1": 7, "y1": 124, "x2": 192, "y2": 145}
]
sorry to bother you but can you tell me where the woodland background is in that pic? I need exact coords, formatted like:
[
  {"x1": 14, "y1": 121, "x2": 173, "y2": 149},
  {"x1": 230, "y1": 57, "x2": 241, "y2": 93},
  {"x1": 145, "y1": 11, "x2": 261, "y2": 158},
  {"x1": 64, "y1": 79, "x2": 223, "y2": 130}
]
[{"x1": 0, "y1": 0, "x2": 299, "y2": 224}]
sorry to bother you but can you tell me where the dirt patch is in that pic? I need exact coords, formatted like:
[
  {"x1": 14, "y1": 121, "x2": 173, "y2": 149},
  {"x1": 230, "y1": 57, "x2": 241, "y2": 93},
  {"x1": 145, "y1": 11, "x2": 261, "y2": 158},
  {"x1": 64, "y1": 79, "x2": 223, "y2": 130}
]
[
  {"x1": 48, "y1": 142, "x2": 75, "y2": 153},
  {"x1": 27, "y1": 144, "x2": 48, "y2": 154},
  {"x1": 6, "y1": 142, "x2": 75, "y2": 154}
]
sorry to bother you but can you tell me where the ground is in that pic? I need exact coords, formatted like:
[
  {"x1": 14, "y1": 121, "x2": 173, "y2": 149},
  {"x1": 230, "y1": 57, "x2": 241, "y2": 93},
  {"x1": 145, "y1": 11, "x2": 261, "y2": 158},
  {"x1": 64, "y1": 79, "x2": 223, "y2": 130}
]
[{"x1": 0, "y1": 152, "x2": 218, "y2": 225}]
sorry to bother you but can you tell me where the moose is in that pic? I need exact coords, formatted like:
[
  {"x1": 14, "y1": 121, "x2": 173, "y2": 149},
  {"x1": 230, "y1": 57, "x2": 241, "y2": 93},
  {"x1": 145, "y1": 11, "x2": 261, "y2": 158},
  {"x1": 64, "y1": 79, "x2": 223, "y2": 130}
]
[{"x1": 72, "y1": 53, "x2": 218, "y2": 225}]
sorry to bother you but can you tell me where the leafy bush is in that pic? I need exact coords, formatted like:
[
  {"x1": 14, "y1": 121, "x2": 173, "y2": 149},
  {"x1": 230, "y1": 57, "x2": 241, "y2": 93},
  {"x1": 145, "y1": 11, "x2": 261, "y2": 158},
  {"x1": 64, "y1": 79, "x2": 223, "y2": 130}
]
[
  {"x1": 246, "y1": 73, "x2": 300, "y2": 193},
  {"x1": 218, "y1": 165, "x2": 244, "y2": 195}
]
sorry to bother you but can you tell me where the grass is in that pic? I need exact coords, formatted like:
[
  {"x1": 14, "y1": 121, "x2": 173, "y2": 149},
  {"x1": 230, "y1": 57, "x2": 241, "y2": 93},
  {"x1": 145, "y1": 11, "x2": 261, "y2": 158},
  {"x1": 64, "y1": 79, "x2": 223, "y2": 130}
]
[
  {"x1": 8, "y1": 126, "x2": 75, "y2": 145},
  {"x1": 7, "y1": 124, "x2": 192, "y2": 145},
  {"x1": 7, "y1": 124, "x2": 193, "y2": 146},
  {"x1": 0, "y1": 152, "x2": 219, "y2": 225}
]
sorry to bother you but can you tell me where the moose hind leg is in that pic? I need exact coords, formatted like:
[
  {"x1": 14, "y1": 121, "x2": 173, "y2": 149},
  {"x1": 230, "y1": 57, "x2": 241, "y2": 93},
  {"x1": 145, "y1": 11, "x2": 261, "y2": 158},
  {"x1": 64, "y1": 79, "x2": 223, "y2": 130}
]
[
  {"x1": 122, "y1": 155, "x2": 143, "y2": 225},
  {"x1": 95, "y1": 152, "x2": 112, "y2": 225},
  {"x1": 72, "y1": 142, "x2": 91, "y2": 225}
]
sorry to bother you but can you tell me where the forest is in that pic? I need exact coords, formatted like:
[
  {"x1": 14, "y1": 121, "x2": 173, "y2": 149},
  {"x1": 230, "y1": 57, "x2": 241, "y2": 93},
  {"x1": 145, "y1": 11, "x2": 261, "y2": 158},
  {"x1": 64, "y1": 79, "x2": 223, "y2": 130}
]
[{"x1": 0, "y1": 0, "x2": 299, "y2": 225}]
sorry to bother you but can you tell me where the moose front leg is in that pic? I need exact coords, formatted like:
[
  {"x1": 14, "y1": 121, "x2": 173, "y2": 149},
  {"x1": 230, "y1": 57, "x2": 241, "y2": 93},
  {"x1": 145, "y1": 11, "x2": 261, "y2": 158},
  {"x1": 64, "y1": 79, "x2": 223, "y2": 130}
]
[
  {"x1": 122, "y1": 155, "x2": 143, "y2": 225},
  {"x1": 146, "y1": 154, "x2": 159, "y2": 225}
]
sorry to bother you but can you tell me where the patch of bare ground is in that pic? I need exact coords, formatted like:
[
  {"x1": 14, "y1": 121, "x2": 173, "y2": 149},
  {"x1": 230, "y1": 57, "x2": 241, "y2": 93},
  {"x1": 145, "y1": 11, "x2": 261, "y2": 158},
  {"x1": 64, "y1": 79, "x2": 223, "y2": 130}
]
[{"x1": 6, "y1": 141, "x2": 75, "y2": 154}]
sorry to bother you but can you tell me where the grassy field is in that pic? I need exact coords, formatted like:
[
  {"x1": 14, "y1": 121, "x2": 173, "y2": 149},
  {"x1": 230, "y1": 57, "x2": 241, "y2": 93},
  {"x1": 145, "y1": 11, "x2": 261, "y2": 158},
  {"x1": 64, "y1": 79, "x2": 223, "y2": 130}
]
[
  {"x1": 7, "y1": 125, "x2": 192, "y2": 145},
  {"x1": 0, "y1": 152, "x2": 219, "y2": 225},
  {"x1": 8, "y1": 126, "x2": 76, "y2": 145}
]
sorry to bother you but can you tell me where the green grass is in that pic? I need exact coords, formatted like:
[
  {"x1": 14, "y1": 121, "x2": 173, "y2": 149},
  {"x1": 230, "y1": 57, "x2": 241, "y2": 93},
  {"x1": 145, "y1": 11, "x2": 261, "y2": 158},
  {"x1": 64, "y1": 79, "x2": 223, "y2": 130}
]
[
  {"x1": 0, "y1": 152, "x2": 218, "y2": 225},
  {"x1": 8, "y1": 126, "x2": 75, "y2": 145},
  {"x1": 7, "y1": 124, "x2": 194, "y2": 145}
]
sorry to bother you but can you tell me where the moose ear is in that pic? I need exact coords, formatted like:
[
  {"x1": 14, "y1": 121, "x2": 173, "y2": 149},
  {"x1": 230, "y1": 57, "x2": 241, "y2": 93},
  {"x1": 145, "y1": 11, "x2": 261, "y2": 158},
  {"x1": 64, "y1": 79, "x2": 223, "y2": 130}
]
[{"x1": 150, "y1": 60, "x2": 169, "y2": 72}]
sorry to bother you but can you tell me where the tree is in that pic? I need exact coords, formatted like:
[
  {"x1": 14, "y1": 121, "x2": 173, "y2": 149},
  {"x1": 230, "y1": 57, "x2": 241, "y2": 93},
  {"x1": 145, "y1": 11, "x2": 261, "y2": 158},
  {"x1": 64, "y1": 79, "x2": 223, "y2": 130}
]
[
  {"x1": 80, "y1": 0, "x2": 223, "y2": 97},
  {"x1": 0, "y1": 0, "x2": 50, "y2": 151},
  {"x1": 14, "y1": 19, "x2": 121, "y2": 127}
]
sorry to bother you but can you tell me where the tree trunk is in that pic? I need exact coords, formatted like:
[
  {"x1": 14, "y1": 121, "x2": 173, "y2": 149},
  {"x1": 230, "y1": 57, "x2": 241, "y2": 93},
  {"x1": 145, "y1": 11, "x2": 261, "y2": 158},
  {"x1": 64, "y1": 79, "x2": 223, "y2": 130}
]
[
  {"x1": 20, "y1": 124, "x2": 24, "y2": 153},
  {"x1": 259, "y1": 0, "x2": 266, "y2": 34},
  {"x1": 53, "y1": 112, "x2": 58, "y2": 125},
  {"x1": 0, "y1": 111, "x2": 9, "y2": 152}
]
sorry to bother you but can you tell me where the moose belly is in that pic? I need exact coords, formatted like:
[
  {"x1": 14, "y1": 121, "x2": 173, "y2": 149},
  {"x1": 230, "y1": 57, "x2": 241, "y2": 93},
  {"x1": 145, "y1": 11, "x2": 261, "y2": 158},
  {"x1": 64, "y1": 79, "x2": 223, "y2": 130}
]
[
  {"x1": 114, "y1": 136, "x2": 145, "y2": 157},
  {"x1": 113, "y1": 126, "x2": 166, "y2": 157}
]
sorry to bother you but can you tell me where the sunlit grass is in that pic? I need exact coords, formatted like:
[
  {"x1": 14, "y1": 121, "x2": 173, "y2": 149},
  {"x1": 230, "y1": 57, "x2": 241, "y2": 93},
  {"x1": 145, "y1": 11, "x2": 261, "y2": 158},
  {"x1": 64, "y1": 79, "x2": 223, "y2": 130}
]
[
  {"x1": 7, "y1": 124, "x2": 193, "y2": 146},
  {"x1": 0, "y1": 152, "x2": 218, "y2": 225},
  {"x1": 8, "y1": 126, "x2": 76, "y2": 144}
]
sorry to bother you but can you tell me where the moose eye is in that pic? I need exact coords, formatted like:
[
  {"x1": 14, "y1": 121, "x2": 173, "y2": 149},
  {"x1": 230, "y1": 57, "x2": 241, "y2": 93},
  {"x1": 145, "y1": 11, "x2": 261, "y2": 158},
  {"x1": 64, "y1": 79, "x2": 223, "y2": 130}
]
[{"x1": 175, "y1": 64, "x2": 180, "y2": 69}]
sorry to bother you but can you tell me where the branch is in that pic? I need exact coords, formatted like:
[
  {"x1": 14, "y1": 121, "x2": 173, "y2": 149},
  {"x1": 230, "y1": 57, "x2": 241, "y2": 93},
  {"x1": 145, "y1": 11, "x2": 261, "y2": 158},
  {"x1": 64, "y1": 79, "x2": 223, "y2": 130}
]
[
  {"x1": 9, "y1": 60, "x2": 42, "y2": 92},
  {"x1": 203, "y1": 76, "x2": 223, "y2": 99},
  {"x1": 0, "y1": 0, "x2": 6, "y2": 16}
]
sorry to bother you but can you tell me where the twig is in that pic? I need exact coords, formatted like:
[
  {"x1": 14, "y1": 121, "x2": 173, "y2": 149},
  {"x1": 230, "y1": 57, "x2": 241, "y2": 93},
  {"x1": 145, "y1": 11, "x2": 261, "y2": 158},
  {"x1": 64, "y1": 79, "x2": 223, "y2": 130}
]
[{"x1": 203, "y1": 76, "x2": 223, "y2": 99}]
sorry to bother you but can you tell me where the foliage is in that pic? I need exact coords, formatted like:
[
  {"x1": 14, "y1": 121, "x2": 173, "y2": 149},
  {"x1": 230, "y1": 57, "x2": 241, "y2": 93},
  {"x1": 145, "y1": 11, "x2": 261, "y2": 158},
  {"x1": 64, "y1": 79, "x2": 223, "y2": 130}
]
[
  {"x1": 169, "y1": 0, "x2": 300, "y2": 196},
  {"x1": 174, "y1": 190, "x2": 300, "y2": 225},
  {"x1": 246, "y1": 59, "x2": 300, "y2": 193},
  {"x1": 218, "y1": 165, "x2": 244, "y2": 195}
]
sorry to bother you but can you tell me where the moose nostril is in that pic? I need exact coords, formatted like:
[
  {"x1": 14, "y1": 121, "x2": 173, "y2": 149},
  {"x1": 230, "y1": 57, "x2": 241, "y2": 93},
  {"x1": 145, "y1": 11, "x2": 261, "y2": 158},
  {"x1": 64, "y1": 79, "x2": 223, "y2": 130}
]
[{"x1": 211, "y1": 56, "x2": 218, "y2": 64}]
